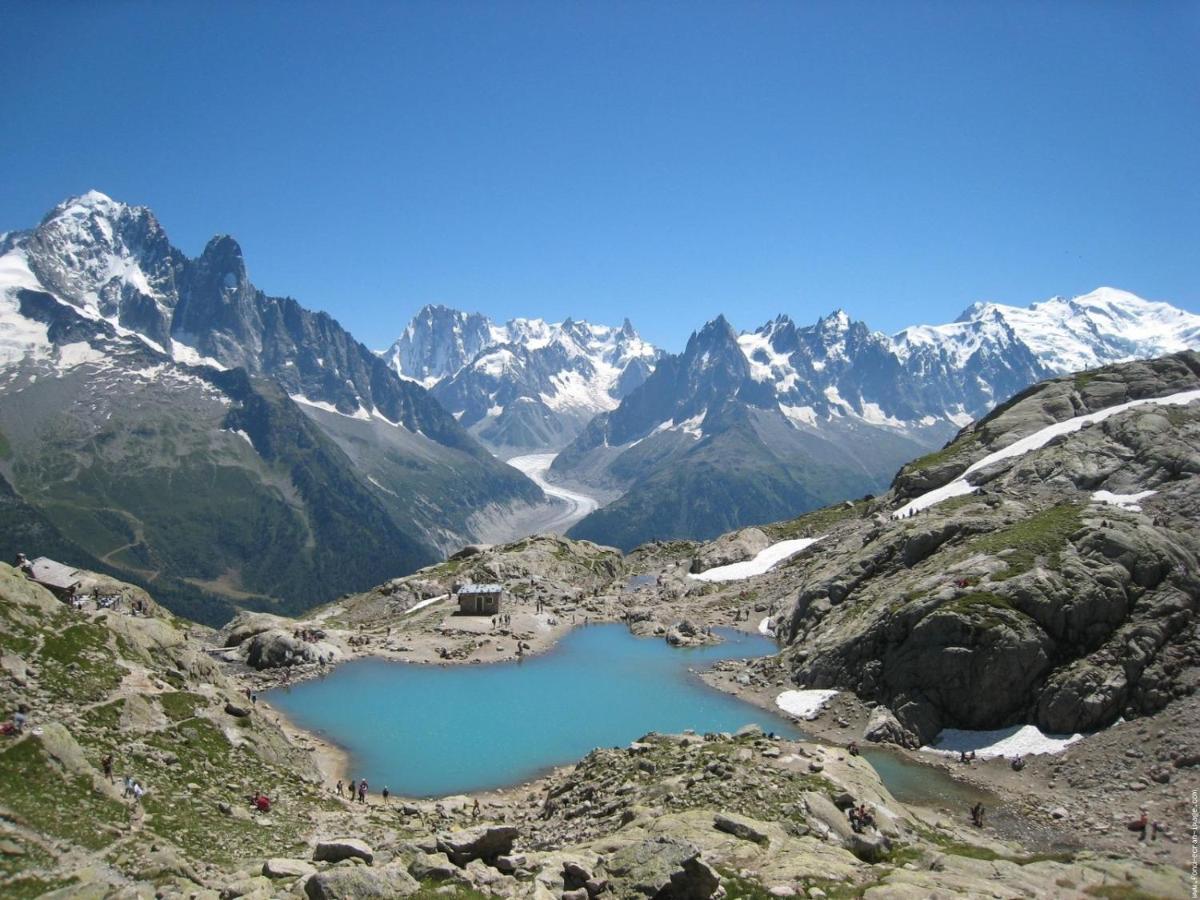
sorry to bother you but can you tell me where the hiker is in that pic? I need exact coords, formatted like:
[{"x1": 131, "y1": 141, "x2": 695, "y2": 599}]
[
  {"x1": 847, "y1": 740, "x2": 860, "y2": 757},
  {"x1": 1127, "y1": 810, "x2": 1149, "y2": 838},
  {"x1": 255, "y1": 794, "x2": 271, "y2": 813},
  {"x1": 335, "y1": 779, "x2": 343, "y2": 797},
  {"x1": 857, "y1": 804, "x2": 875, "y2": 830},
  {"x1": 123, "y1": 775, "x2": 134, "y2": 798},
  {"x1": 132, "y1": 781, "x2": 144, "y2": 803},
  {"x1": 102, "y1": 753, "x2": 114, "y2": 783},
  {"x1": 848, "y1": 806, "x2": 862, "y2": 832},
  {"x1": 382, "y1": 786, "x2": 389, "y2": 804},
  {"x1": 472, "y1": 797, "x2": 481, "y2": 819},
  {"x1": 358, "y1": 779, "x2": 368, "y2": 804},
  {"x1": 12, "y1": 705, "x2": 28, "y2": 732},
  {"x1": 1010, "y1": 754, "x2": 1025, "y2": 772},
  {"x1": 348, "y1": 778, "x2": 356, "y2": 799},
  {"x1": 970, "y1": 802, "x2": 985, "y2": 828}
]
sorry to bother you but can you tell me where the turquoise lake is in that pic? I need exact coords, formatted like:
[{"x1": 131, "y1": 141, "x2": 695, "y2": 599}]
[
  {"x1": 266, "y1": 624, "x2": 801, "y2": 797},
  {"x1": 266, "y1": 622, "x2": 986, "y2": 806}
]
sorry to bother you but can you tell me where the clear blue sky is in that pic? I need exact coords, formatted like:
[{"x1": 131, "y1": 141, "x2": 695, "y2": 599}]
[{"x1": 3, "y1": 1, "x2": 1197, "y2": 351}]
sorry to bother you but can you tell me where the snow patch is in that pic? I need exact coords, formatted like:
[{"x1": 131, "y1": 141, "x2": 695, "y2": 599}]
[
  {"x1": 56, "y1": 341, "x2": 107, "y2": 370},
  {"x1": 170, "y1": 339, "x2": 227, "y2": 370},
  {"x1": 403, "y1": 594, "x2": 446, "y2": 615},
  {"x1": 775, "y1": 689, "x2": 838, "y2": 719},
  {"x1": 289, "y1": 394, "x2": 372, "y2": 421},
  {"x1": 689, "y1": 537, "x2": 822, "y2": 582},
  {"x1": 922, "y1": 724, "x2": 1083, "y2": 759},
  {"x1": 779, "y1": 403, "x2": 817, "y2": 427},
  {"x1": 893, "y1": 389, "x2": 1200, "y2": 518},
  {"x1": 1092, "y1": 489, "x2": 1156, "y2": 511}
]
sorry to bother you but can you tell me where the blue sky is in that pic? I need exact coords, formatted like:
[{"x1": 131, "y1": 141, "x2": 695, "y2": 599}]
[{"x1": 3, "y1": 1, "x2": 1197, "y2": 351}]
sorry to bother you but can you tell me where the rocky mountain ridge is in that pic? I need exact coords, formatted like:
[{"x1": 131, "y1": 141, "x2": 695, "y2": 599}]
[
  {"x1": 0, "y1": 193, "x2": 542, "y2": 622},
  {"x1": 383, "y1": 304, "x2": 661, "y2": 451},
  {"x1": 551, "y1": 291, "x2": 1200, "y2": 550}
]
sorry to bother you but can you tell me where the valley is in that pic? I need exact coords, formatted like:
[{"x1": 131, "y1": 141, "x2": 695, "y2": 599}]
[{"x1": 504, "y1": 453, "x2": 603, "y2": 535}]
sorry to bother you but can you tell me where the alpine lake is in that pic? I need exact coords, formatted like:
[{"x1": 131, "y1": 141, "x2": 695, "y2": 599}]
[{"x1": 267, "y1": 623, "x2": 982, "y2": 806}]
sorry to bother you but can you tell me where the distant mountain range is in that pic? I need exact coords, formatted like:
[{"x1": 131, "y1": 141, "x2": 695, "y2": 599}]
[
  {"x1": 3, "y1": 190, "x2": 1198, "y2": 618},
  {"x1": 0, "y1": 192, "x2": 542, "y2": 623},
  {"x1": 384, "y1": 286, "x2": 1200, "y2": 550}
]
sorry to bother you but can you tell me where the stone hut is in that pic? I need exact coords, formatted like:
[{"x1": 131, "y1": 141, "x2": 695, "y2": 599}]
[
  {"x1": 25, "y1": 557, "x2": 94, "y2": 599},
  {"x1": 456, "y1": 582, "x2": 503, "y2": 616}
]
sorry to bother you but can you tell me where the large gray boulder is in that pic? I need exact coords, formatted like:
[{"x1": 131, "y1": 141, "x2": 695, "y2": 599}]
[
  {"x1": 862, "y1": 706, "x2": 918, "y2": 749},
  {"x1": 690, "y1": 527, "x2": 770, "y2": 574},
  {"x1": 246, "y1": 629, "x2": 319, "y2": 670},
  {"x1": 223, "y1": 612, "x2": 290, "y2": 648},
  {"x1": 604, "y1": 837, "x2": 722, "y2": 898},
  {"x1": 436, "y1": 825, "x2": 519, "y2": 866},
  {"x1": 262, "y1": 858, "x2": 316, "y2": 879},
  {"x1": 312, "y1": 838, "x2": 374, "y2": 865},
  {"x1": 304, "y1": 865, "x2": 418, "y2": 899}
]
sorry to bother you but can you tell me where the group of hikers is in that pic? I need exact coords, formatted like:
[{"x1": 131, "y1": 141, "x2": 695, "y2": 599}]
[
  {"x1": 847, "y1": 802, "x2": 876, "y2": 833},
  {"x1": 336, "y1": 778, "x2": 379, "y2": 804},
  {"x1": 292, "y1": 627, "x2": 324, "y2": 643},
  {"x1": 490, "y1": 613, "x2": 512, "y2": 629},
  {"x1": 1127, "y1": 810, "x2": 1161, "y2": 841}
]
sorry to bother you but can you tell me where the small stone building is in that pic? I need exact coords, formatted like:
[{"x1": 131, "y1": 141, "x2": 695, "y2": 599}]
[
  {"x1": 456, "y1": 582, "x2": 503, "y2": 616},
  {"x1": 25, "y1": 557, "x2": 93, "y2": 599}
]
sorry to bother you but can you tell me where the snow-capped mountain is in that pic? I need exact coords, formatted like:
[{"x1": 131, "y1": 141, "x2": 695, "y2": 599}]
[
  {"x1": 553, "y1": 290, "x2": 1200, "y2": 550},
  {"x1": 0, "y1": 192, "x2": 541, "y2": 622},
  {"x1": 383, "y1": 306, "x2": 661, "y2": 451},
  {"x1": 949, "y1": 287, "x2": 1200, "y2": 375}
]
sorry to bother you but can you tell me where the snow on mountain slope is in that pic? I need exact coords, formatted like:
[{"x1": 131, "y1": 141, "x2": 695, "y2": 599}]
[
  {"x1": 957, "y1": 287, "x2": 1200, "y2": 374},
  {"x1": 384, "y1": 306, "x2": 661, "y2": 451}
]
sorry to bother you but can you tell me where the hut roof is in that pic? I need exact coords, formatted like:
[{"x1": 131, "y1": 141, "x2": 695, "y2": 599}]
[
  {"x1": 28, "y1": 557, "x2": 84, "y2": 591},
  {"x1": 458, "y1": 583, "x2": 502, "y2": 595}
]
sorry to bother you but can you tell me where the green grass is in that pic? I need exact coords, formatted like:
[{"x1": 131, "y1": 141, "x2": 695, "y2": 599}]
[
  {"x1": 158, "y1": 691, "x2": 206, "y2": 722},
  {"x1": 901, "y1": 432, "x2": 979, "y2": 475},
  {"x1": 1073, "y1": 372, "x2": 1100, "y2": 391},
  {"x1": 764, "y1": 500, "x2": 867, "y2": 541},
  {"x1": 0, "y1": 737, "x2": 128, "y2": 851},
  {"x1": 411, "y1": 883, "x2": 490, "y2": 899},
  {"x1": 3, "y1": 875, "x2": 79, "y2": 899},
  {"x1": 720, "y1": 868, "x2": 876, "y2": 900},
  {"x1": 1083, "y1": 886, "x2": 1165, "y2": 900},
  {"x1": 966, "y1": 502, "x2": 1084, "y2": 581},
  {"x1": 37, "y1": 621, "x2": 128, "y2": 703},
  {"x1": 915, "y1": 824, "x2": 1076, "y2": 866}
]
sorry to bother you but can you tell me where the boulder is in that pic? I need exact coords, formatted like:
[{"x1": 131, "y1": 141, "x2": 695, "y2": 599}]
[
  {"x1": 713, "y1": 812, "x2": 770, "y2": 845},
  {"x1": 691, "y1": 528, "x2": 770, "y2": 573},
  {"x1": 262, "y1": 858, "x2": 316, "y2": 879},
  {"x1": 863, "y1": 706, "x2": 917, "y2": 749},
  {"x1": 312, "y1": 838, "x2": 374, "y2": 865},
  {"x1": 224, "y1": 702, "x2": 251, "y2": 718},
  {"x1": 246, "y1": 629, "x2": 319, "y2": 670},
  {"x1": 495, "y1": 853, "x2": 526, "y2": 873},
  {"x1": 408, "y1": 851, "x2": 459, "y2": 881},
  {"x1": 605, "y1": 837, "x2": 722, "y2": 898},
  {"x1": 436, "y1": 824, "x2": 519, "y2": 866},
  {"x1": 223, "y1": 612, "x2": 289, "y2": 648},
  {"x1": 219, "y1": 875, "x2": 272, "y2": 899},
  {"x1": 304, "y1": 865, "x2": 418, "y2": 899}
]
